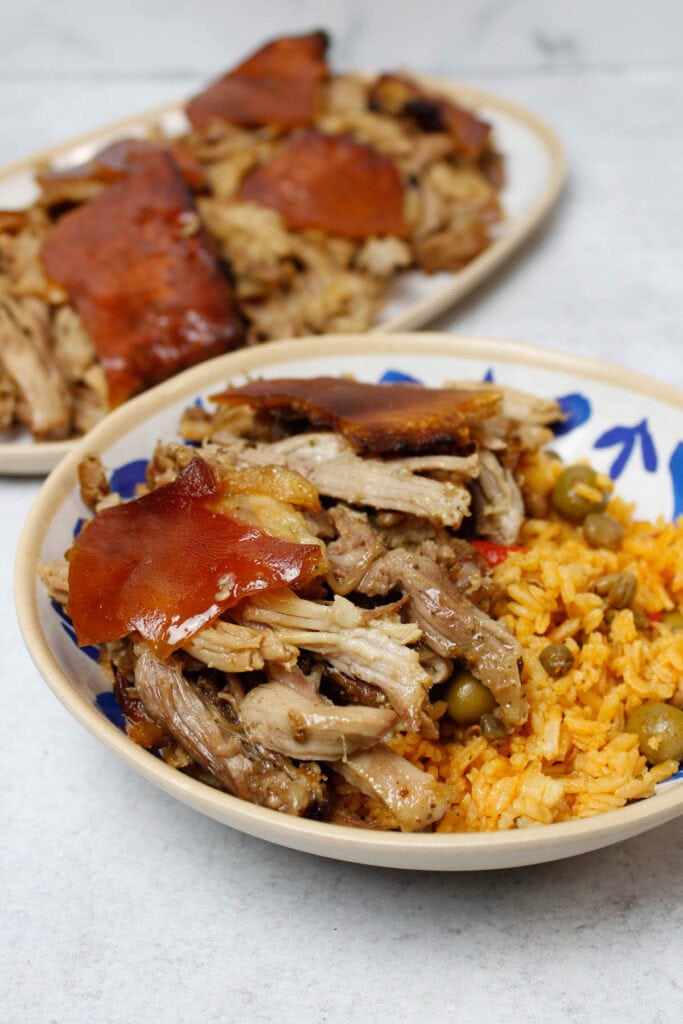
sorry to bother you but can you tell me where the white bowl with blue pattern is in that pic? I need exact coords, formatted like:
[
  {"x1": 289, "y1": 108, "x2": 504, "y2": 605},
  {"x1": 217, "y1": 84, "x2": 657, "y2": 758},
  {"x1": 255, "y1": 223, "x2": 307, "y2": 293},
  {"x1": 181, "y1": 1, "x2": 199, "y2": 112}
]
[{"x1": 14, "y1": 334, "x2": 683, "y2": 870}]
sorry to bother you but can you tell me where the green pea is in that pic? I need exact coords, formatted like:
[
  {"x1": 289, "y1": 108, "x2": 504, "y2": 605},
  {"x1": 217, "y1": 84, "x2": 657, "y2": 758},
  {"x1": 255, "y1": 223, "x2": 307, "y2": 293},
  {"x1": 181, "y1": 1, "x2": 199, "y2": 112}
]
[
  {"x1": 625, "y1": 701, "x2": 683, "y2": 764},
  {"x1": 445, "y1": 671, "x2": 496, "y2": 725},
  {"x1": 662, "y1": 609, "x2": 683, "y2": 633},
  {"x1": 583, "y1": 512, "x2": 623, "y2": 550},
  {"x1": 539, "y1": 642, "x2": 575, "y2": 677},
  {"x1": 551, "y1": 465, "x2": 608, "y2": 522}
]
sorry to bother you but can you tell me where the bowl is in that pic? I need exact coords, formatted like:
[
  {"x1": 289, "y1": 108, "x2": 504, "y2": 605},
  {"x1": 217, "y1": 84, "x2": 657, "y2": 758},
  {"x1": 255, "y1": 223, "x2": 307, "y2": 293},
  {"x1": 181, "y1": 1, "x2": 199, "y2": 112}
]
[{"x1": 15, "y1": 333, "x2": 683, "y2": 870}]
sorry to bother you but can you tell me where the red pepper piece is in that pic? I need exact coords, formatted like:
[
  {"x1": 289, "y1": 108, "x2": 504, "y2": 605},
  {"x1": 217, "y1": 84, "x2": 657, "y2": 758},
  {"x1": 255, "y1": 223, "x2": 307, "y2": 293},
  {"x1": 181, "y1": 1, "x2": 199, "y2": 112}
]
[
  {"x1": 239, "y1": 132, "x2": 408, "y2": 239},
  {"x1": 186, "y1": 31, "x2": 329, "y2": 130},
  {"x1": 471, "y1": 539, "x2": 523, "y2": 567},
  {"x1": 66, "y1": 458, "x2": 323, "y2": 657}
]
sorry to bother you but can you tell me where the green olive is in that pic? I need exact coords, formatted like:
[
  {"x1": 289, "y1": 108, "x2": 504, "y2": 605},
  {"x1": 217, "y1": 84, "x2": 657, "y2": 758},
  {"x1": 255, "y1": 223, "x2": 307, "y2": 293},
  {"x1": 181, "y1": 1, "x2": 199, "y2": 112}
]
[
  {"x1": 539, "y1": 642, "x2": 575, "y2": 677},
  {"x1": 445, "y1": 670, "x2": 496, "y2": 725},
  {"x1": 625, "y1": 701, "x2": 683, "y2": 764},
  {"x1": 583, "y1": 512, "x2": 623, "y2": 550},
  {"x1": 551, "y1": 465, "x2": 608, "y2": 522},
  {"x1": 594, "y1": 571, "x2": 638, "y2": 609},
  {"x1": 662, "y1": 609, "x2": 683, "y2": 633}
]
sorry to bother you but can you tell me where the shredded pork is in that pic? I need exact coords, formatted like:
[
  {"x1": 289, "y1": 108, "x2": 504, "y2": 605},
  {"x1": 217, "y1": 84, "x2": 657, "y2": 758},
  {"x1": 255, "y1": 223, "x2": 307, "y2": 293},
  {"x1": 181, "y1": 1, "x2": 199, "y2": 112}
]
[
  {"x1": 215, "y1": 432, "x2": 478, "y2": 527},
  {"x1": 133, "y1": 644, "x2": 325, "y2": 816},
  {"x1": 41, "y1": 374, "x2": 567, "y2": 832},
  {"x1": 331, "y1": 743, "x2": 451, "y2": 832}
]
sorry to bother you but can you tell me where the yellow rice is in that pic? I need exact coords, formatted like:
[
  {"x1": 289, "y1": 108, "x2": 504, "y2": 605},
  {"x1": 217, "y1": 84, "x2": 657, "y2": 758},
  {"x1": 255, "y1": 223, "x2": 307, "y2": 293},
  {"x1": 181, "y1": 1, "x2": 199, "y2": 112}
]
[{"x1": 390, "y1": 453, "x2": 683, "y2": 831}]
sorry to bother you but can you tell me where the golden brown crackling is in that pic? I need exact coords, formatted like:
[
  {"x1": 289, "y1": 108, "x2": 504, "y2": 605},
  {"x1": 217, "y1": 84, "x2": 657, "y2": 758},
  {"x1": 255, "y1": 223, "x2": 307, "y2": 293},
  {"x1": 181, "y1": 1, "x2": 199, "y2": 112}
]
[
  {"x1": 41, "y1": 150, "x2": 244, "y2": 406},
  {"x1": 212, "y1": 376, "x2": 502, "y2": 455},
  {"x1": 238, "y1": 131, "x2": 408, "y2": 239},
  {"x1": 186, "y1": 31, "x2": 329, "y2": 130},
  {"x1": 36, "y1": 138, "x2": 205, "y2": 206}
]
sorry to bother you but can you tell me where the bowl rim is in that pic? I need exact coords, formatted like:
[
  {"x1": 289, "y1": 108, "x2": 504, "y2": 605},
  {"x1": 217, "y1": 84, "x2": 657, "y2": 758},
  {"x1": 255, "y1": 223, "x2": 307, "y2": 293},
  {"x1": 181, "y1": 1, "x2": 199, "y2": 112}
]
[{"x1": 15, "y1": 332, "x2": 683, "y2": 867}]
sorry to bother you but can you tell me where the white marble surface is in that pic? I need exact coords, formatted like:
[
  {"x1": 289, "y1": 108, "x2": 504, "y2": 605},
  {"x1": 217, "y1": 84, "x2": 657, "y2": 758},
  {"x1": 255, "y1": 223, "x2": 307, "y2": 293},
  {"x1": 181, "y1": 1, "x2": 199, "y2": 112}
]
[{"x1": 2, "y1": 3, "x2": 683, "y2": 1022}]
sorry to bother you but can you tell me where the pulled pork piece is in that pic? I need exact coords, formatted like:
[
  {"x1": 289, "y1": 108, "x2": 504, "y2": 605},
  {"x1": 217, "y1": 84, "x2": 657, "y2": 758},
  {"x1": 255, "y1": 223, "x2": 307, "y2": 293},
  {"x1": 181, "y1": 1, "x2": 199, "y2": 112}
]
[
  {"x1": 183, "y1": 620, "x2": 298, "y2": 674},
  {"x1": 473, "y1": 382, "x2": 562, "y2": 427},
  {"x1": 186, "y1": 31, "x2": 329, "y2": 130},
  {"x1": 197, "y1": 198, "x2": 307, "y2": 298},
  {"x1": 331, "y1": 742, "x2": 450, "y2": 832},
  {"x1": 0, "y1": 369, "x2": 17, "y2": 430},
  {"x1": 412, "y1": 216, "x2": 491, "y2": 274},
  {"x1": 178, "y1": 195, "x2": 388, "y2": 340},
  {"x1": 133, "y1": 644, "x2": 325, "y2": 815},
  {"x1": 368, "y1": 73, "x2": 491, "y2": 160},
  {"x1": 221, "y1": 432, "x2": 476, "y2": 527},
  {"x1": 240, "y1": 589, "x2": 431, "y2": 728},
  {"x1": 375, "y1": 518, "x2": 493, "y2": 607},
  {"x1": 51, "y1": 306, "x2": 105, "y2": 397},
  {"x1": 322, "y1": 667, "x2": 387, "y2": 708},
  {"x1": 113, "y1": 668, "x2": 168, "y2": 750},
  {"x1": 461, "y1": 381, "x2": 562, "y2": 455},
  {"x1": 212, "y1": 376, "x2": 501, "y2": 456},
  {"x1": 178, "y1": 399, "x2": 259, "y2": 445},
  {"x1": 41, "y1": 150, "x2": 244, "y2": 406},
  {"x1": 0, "y1": 209, "x2": 53, "y2": 298},
  {"x1": 443, "y1": 538, "x2": 493, "y2": 606},
  {"x1": 412, "y1": 163, "x2": 502, "y2": 231},
  {"x1": 326, "y1": 505, "x2": 384, "y2": 595},
  {"x1": 241, "y1": 261, "x2": 384, "y2": 340},
  {"x1": 38, "y1": 558, "x2": 69, "y2": 604},
  {"x1": 77, "y1": 453, "x2": 111, "y2": 509},
  {"x1": 0, "y1": 292, "x2": 72, "y2": 438},
  {"x1": 471, "y1": 449, "x2": 525, "y2": 545},
  {"x1": 355, "y1": 236, "x2": 412, "y2": 277},
  {"x1": 240, "y1": 681, "x2": 397, "y2": 760},
  {"x1": 408, "y1": 160, "x2": 502, "y2": 272},
  {"x1": 72, "y1": 383, "x2": 108, "y2": 435},
  {"x1": 359, "y1": 549, "x2": 527, "y2": 728}
]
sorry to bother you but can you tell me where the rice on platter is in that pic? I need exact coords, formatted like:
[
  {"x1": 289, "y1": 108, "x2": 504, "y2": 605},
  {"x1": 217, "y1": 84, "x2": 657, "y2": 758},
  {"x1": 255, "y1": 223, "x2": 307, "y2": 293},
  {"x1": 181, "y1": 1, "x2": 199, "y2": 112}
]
[{"x1": 40, "y1": 377, "x2": 683, "y2": 832}]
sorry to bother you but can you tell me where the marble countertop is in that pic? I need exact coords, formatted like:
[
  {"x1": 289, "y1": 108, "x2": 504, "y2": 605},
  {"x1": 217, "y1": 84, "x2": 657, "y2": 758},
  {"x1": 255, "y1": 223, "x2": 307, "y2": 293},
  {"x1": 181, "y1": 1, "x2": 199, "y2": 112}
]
[{"x1": 2, "y1": 3, "x2": 682, "y2": 1022}]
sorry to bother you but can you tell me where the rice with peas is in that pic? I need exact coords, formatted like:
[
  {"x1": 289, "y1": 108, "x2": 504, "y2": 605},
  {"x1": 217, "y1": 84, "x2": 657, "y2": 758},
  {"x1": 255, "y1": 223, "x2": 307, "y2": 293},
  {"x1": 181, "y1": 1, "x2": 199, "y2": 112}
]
[{"x1": 390, "y1": 452, "x2": 683, "y2": 832}]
